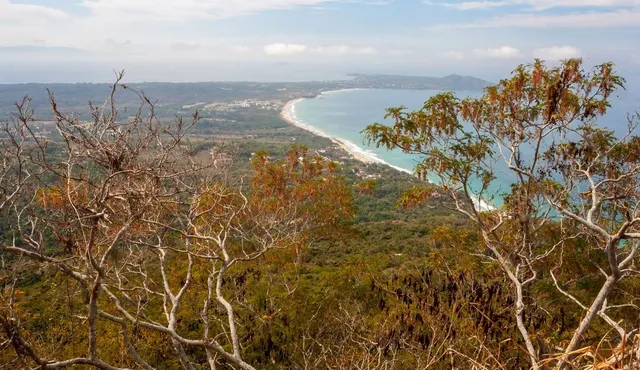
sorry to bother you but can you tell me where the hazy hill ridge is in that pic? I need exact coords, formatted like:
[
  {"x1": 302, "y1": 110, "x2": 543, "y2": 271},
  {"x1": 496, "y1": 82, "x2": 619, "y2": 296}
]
[
  {"x1": 0, "y1": 73, "x2": 493, "y2": 119},
  {"x1": 347, "y1": 73, "x2": 494, "y2": 90}
]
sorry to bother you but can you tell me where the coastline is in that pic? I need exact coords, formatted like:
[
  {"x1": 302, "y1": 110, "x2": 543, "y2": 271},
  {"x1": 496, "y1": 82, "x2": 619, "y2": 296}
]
[
  {"x1": 280, "y1": 93, "x2": 412, "y2": 174},
  {"x1": 319, "y1": 88, "x2": 370, "y2": 96},
  {"x1": 279, "y1": 90, "x2": 496, "y2": 212}
]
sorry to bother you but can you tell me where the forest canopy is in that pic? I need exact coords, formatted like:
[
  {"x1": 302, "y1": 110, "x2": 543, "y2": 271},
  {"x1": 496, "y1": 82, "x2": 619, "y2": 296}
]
[{"x1": 2, "y1": 60, "x2": 640, "y2": 369}]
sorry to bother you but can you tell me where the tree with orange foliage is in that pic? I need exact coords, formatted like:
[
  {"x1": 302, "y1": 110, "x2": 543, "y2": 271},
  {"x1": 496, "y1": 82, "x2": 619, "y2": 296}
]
[{"x1": 364, "y1": 59, "x2": 639, "y2": 369}]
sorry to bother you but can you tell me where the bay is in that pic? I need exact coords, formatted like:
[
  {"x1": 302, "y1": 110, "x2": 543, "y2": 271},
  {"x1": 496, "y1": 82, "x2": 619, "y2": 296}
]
[{"x1": 292, "y1": 88, "x2": 639, "y2": 207}]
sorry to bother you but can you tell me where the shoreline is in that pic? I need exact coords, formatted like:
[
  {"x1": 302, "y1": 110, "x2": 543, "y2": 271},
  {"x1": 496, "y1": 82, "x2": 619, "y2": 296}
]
[
  {"x1": 279, "y1": 90, "x2": 496, "y2": 212},
  {"x1": 280, "y1": 93, "x2": 412, "y2": 174},
  {"x1": 319, "y1": 88, "x2": 371, "y2": 96}
]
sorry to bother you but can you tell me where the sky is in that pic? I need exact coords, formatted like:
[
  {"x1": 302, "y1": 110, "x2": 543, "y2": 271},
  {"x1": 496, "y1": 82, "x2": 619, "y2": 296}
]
[{"x1": 0, "y1": 0, "x2": 639, "y2": 82}]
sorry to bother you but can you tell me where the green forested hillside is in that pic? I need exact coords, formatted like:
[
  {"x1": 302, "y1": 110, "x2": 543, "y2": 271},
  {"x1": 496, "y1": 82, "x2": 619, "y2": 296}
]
[{"x1": 1, "y1": 61, "x2": 639, "y2": 370}]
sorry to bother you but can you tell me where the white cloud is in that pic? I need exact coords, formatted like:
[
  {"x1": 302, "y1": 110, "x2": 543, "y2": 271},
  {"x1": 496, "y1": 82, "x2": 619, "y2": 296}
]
[
  {"x1": 424, "y1": 1, "x2": 509, "y2": 10},
  {"x1": 80, "y1": 0, "x2": 351, "y2": 22},
  {"x1": 264, "y1": 43, "x2": 308, "y2": 55},
  {"x1": 534, "y1": 46, "x2": 581, "y2": 60},
  {"x1": 311, "y1": 45, "x2": 378, "y2": 55},
  {"x1": 310, "y1": 6, "x2": 338, "y2": 10},
  {"x1": 0, "y1": 0, "x2": 69, "y2": 20},
  {"x1": 264, "y1": 44, "x2": 378, "y2": 56},
  {"x1": 355, "y1": 47, "x2": 378, "y2": 55},
  {"x1": 432, "y1": 10, "x2": 640, "y2": 28},
  {"x1": 425, "y1": 0, "x2": 638, "y2": 10},
  {"x1": 439, "y1": 50, "x2": 466, "y2": 60},
  {"x1": 311, "y1": 45, "x2": 349, "y2": 54},
  {"x1": 525, "y1": 0, "x2": 636, "y2": 10},
  {"x1": 475, "y1": 46, "x2": 522, "y2": 58}
]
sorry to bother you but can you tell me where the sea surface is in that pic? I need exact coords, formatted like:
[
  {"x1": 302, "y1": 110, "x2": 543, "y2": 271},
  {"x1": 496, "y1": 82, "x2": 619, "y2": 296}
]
[{"x1": 292, "y1": 88, "x2": 640, "y2": 207}]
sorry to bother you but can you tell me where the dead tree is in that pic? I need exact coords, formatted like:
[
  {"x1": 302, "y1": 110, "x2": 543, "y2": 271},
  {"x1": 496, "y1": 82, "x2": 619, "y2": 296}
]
[{"x1": 0, "y1": 72, "x2": 352, "y2": 369}]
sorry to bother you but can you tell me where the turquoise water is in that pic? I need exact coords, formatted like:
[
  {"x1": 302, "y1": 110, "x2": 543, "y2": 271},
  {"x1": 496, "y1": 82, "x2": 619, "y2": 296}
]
[
  {"x1": 292, "y1": 88, "x2": 639, "y2": 207},
  {"x1": 294, "y1": 89, "x2": 483, "y2": 171}
]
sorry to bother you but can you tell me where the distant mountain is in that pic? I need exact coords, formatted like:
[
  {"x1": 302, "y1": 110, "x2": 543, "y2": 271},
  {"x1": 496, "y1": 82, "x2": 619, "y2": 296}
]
[{"x1": 346, "y1": 73, "x2": 494, "y2": 91}]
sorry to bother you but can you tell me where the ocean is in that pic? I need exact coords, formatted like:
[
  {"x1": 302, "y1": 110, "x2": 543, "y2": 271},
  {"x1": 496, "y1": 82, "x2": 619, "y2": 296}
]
[
  {"x1": 292, "y1": 89, "x2": 473, "y2": 172},
  {"x1": 289, "y1": 88, "x2": 639, "y2": 208}
]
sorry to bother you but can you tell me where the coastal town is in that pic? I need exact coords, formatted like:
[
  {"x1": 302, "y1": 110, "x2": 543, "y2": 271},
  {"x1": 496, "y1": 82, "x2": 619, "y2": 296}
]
[{"x1": 200, "y1": 99, "x2": 286, "y2": 112}]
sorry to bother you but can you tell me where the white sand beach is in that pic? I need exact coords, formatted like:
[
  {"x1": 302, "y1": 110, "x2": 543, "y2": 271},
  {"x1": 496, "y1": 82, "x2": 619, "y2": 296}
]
[
  {"x1": 281, "y1": 95, "x2": 414, "y2": 175},
  {"x1": 280, "y1": 94, "x2": 495, "y2": 212}
]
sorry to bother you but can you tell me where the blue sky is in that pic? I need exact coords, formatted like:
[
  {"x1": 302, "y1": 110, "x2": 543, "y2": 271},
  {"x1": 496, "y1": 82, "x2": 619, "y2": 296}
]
[{"x1": 1, "y1": 0, "x2": 639, "y2": 82}]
